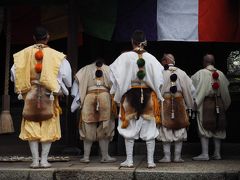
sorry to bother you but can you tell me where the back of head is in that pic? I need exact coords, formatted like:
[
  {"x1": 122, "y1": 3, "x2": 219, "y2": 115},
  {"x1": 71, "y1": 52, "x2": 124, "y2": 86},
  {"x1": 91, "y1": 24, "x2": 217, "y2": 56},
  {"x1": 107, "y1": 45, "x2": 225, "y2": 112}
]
[
  {"x1": 203, "y1": 54, "x2": 215, "y2": 67},
  {"x1": 95, "y1": 57, "x2": 105, "y2": 67},
  {"x1": 161, "y1": 53, "x2": 175, "y2": 65},
  {"x1": 33, "y1": 26, "x2": 49, "y2": 41},
  {"x1": 131, "y1": 30, "x2": 147, "y2": 46}
]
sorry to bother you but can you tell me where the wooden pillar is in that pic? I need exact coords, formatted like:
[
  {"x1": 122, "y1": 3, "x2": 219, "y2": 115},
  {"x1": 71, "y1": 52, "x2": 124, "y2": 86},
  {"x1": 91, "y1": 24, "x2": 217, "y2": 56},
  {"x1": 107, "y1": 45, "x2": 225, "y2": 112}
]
[
  {"x1": 67, "y1": 0, "x2": 78, "y2": 74},
  {"x1": 0, "y1": 7, "x2": 14, "y2": 134},
  {"x1": 65, "y1": 0, "x2": 79, "y2": 147}
]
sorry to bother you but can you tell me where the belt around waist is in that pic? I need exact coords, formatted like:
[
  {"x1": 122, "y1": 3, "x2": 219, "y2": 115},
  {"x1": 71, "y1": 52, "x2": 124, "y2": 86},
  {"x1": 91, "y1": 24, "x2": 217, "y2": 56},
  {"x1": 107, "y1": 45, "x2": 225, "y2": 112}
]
[
  {"x1": 163, "y1": 91, "x2": 183, "y2": 98},
  {"x1": 205, "y1": 94, "x2": 221, "y2": 98},
  {"x1": 87, "y1": 89, "x2": 109, "y2": 94},
  {"x1": 87, "y1": 86, "x2": 108, "y2": 91},
  {"x1": 130, "y1": 85, "x2": 149, "y2": 89}
]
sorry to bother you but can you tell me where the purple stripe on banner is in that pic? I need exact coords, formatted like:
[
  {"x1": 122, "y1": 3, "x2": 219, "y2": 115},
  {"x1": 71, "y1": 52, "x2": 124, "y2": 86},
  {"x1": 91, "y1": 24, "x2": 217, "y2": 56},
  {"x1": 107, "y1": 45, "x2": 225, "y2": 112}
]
[{"x1": 113, "y1": 0, "x2": 157, "y2": 42}]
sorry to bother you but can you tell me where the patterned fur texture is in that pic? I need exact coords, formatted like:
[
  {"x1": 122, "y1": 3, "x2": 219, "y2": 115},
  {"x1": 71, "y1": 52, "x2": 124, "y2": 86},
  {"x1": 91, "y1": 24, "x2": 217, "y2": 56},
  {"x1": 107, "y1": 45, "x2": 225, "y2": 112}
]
[
  {"x1": 23, "y1": 85, "x2": 54, "y2": 122},
  {"x1": 81, "y1": 91, "x2": 111, "y2": 123},
  {"x1": 202, "y1": 96, "x2": 226, "y2": 131},
  {"x1": 162, "y1": 94, "x2": 189, "y2": 130},
  {"x1": 125, "y1": 88, "x2": 152, "y2": 119}
]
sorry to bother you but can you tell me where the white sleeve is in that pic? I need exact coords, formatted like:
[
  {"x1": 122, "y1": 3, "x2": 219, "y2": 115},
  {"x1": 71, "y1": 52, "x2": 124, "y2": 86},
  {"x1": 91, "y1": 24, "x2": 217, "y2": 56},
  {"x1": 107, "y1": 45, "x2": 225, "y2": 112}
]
[
  {"x1": 109, "y1": 70, "x2": 118, "y2": 95},
  {"x1": 60, "y1": 59, "x2": 72, "y2": 87},
  {"x1": 191, "y1": 84, "x2": 196, "y2": 98},
  {"x1": 71, "y1": 80, "x2": 80, "y2": 112},
  {"x1": 57, "y1": 59, "x2": 72, "y2": 95},
  {"x1": 10, "y1": 65, "x2": 15, "y2": 82}
]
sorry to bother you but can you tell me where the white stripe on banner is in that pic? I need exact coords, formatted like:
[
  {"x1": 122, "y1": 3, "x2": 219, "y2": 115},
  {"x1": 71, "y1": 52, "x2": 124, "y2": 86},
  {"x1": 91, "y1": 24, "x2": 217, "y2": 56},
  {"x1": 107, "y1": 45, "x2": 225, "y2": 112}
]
[{"x1": 157, "y1": 0, "x2": 198, "y2": 41}]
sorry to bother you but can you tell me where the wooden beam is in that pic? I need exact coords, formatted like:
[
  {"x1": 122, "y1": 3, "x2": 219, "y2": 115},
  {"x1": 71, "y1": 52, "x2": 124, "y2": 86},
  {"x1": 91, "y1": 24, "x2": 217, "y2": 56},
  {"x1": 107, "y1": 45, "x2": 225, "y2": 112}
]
[
  {"x1": 64, "y1": 0, "x2": 79, "y2": 147},
  {"x1": 67, "y1": 0, "x2": 78, "y2": 74},
  {"x1": 0, "y1": 0, "x2": 67, "y2": 6}
]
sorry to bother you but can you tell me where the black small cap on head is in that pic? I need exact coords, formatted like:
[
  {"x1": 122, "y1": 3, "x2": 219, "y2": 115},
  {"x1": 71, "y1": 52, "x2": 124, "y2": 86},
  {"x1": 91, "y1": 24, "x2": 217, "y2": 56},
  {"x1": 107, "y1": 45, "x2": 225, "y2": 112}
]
[{"x1": 33, "y1": 26, "x2": 48, "y2": 41}]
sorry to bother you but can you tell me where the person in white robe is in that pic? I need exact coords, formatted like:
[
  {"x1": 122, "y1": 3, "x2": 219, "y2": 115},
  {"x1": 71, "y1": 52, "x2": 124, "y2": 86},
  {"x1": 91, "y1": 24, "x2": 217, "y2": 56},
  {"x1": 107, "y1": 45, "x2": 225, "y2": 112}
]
[
  {"x1": 157, "y1": 54, "x2": 195, "y2": 163},
  {"x1": 191, "y1": 54, "x2": 231, "y2": 161},
  {"x1": 71, "y1": 59, "x2": 116, "y2": 163},
  {"x1": 110, "y1": 30, "x2": 164, "y2": 168}
]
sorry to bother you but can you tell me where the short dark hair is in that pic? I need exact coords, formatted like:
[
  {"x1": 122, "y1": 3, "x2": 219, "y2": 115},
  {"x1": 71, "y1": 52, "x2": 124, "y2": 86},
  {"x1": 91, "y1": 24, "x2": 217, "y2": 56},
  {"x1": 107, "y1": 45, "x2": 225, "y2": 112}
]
[
  {"x1": 131, "y1": 30, "x2": 146, "y2": 45},
  {"x1": 33, "y1": 26, "x2": 48, "y2": 41}
]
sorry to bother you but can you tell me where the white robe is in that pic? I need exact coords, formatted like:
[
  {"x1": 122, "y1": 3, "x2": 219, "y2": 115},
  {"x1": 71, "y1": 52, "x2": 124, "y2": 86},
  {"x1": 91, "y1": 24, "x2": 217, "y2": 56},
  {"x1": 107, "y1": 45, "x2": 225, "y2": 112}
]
[
  {"x1": 110, "y1": 51, "x2": 164, "y2": 141},
  {"x1": 110, "y1": 51, "x2": 164, "y2": 103},
  {"x1": 157, "y1": 65, "x2": 195, "y2": 142},
  {"x1": 191, "y1": 65, "x2": 231, "y2": 139}
]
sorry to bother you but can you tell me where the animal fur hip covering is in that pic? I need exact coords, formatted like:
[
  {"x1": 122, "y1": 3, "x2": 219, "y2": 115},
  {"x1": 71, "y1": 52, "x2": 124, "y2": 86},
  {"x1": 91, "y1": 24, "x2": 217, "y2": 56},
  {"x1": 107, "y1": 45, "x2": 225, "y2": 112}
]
[
  {"x1": 81, "y1": 91, "x2": 111, "y2": 123},
  {"x1": 161, "y1": 92, "x2": 189, "y2": 130},
  {"x1": 22, "y1": 84, "x2": 54, "y2": 122},
  {"x1": 124, "y1": 88, "x2": 152, "y2": 119},
  {"x1": 202, "y1": 96, "x2": 226, "y2": 131}
]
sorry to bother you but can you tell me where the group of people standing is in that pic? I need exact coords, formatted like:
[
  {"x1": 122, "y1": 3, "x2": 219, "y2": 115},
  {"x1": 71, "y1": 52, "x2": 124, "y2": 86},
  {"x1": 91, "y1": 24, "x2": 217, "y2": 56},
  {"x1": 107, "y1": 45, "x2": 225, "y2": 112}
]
[{"x1": 11, "y1": 27, "x2": 231, "y2": 168}]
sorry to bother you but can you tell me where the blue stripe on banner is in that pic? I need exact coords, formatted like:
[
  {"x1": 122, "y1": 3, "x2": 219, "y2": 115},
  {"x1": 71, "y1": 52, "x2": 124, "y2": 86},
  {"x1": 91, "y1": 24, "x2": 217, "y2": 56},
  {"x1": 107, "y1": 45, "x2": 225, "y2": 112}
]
[{"x1": 113, "y1": 0, "x2": 157, "y2": 42}]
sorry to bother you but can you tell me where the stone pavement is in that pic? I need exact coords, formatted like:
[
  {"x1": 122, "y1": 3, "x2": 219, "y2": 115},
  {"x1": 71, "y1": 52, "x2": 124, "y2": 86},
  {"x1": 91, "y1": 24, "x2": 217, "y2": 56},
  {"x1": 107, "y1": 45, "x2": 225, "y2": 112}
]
[{"x1": 0, "y1": 156, "x2": 240, "y2": 180}]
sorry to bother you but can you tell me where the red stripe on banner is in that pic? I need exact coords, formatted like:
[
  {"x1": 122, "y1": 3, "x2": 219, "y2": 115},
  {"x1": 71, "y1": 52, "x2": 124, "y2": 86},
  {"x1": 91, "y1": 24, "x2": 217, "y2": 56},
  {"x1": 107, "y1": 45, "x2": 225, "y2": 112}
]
[{"x1": 199, "y1": 0, "x2": 240, "y2": 42}]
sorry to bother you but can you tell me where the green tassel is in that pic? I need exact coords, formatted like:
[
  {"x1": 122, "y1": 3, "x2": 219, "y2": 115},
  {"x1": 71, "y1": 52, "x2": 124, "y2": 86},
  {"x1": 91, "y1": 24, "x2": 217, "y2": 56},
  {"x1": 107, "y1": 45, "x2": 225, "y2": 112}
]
[
  {"x1": 137, "y1": 70, "x2": 146, "y2": 80},
  {"x1": 137, "y1": 58, "x2": 145, "y2": 68}
]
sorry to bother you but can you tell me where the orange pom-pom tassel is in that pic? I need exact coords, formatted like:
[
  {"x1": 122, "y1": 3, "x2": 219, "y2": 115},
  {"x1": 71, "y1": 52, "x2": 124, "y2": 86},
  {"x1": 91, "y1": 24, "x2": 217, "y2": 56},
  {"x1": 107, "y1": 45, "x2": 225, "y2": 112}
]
[
  {"x1": 35, "y1": 50, "x2": 43, "y2": 61},
  {"x1": 35, "y1": 63, "x2": 42, "y2": 73}
]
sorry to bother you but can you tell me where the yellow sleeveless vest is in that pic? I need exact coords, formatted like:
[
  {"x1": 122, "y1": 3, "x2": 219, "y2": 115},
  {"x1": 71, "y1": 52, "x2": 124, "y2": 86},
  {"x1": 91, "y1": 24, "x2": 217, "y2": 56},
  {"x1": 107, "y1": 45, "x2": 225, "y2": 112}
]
[{"x1": 13, "y1": 45, "x2": 65, "y2": 94}]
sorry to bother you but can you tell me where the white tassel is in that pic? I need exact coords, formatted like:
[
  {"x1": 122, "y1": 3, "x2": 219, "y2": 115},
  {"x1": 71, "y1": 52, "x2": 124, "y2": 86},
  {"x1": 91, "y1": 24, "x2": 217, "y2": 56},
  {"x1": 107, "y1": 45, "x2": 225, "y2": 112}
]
[
  {"x1": 216, "y1": 106, "x2": 220, "y2": 114},
  {"x1": 171, "y1": 96, "x2": 174, "y2": 119},
  {"x1": 18, "y1": 93, "x2": 23, "y2": 100},
  {"x1": 192, "y1": 111, "x2": 196, "y2": 119},
  {"x1": 188, "y1": 109, "x2": 192, "y2": 117},
  {"x1": 96, "y1": 80, "x2": 101, "y2": 86},
  {"x1": 50, "y1": 92, "x2": 54, "y2": 101},
  {"x1": 140, "y1": 88, "x2": 144, "y2": 104},
  {"x1": 96, "y1": 100, "x2": 99, "y2": 111}
]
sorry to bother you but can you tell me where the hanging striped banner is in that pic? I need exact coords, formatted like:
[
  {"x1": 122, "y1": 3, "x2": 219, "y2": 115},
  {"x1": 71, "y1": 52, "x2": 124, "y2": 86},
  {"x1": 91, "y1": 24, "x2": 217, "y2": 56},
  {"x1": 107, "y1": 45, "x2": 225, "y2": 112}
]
[
  {"x1": 113, "y1": 0, "x2": 240, "y2": 42},
  {"x1": 8, "y1": 0, "x2": 240, "y2": 43}
]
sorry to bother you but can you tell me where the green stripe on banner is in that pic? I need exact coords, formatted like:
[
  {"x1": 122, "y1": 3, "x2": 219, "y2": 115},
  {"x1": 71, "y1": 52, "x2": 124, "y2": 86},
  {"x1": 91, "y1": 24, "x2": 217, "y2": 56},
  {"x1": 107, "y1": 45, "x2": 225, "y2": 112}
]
[{"x1": 79, "y1": 0, "x2": 117, "y2": 41}]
